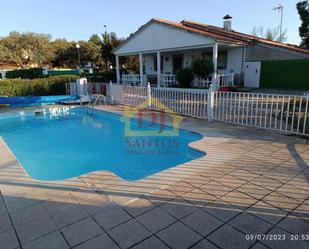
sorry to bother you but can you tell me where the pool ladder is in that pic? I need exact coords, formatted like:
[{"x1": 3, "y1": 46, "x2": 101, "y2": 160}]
[{"x1": 88, "y1": 94, "x2": 107, "y2": 109}]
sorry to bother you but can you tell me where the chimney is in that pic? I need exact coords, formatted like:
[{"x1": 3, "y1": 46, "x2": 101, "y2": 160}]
[{"x1": 223, "y1": 14, "x2": 232, "y2": 30}]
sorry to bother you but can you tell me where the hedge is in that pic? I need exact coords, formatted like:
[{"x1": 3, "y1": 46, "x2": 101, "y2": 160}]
[
  {"x1": 84, "y1": 71, "x2": 116, "y2": 83},
  {"x1": 0, "y1": 75, "x2": 79, "y2": 96},
  {"x1": 6, "y1": 68, "x2": 44, "y2": 79}
]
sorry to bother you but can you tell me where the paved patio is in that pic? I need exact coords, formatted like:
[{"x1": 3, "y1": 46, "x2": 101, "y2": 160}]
[{"x1": 0, "y1": 105, "x2": 308, "y2": 249}]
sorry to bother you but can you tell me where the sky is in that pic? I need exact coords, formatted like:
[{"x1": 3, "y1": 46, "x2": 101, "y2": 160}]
[{"x1": 0, "y1": 0, "x2": 303, "y2": 45}]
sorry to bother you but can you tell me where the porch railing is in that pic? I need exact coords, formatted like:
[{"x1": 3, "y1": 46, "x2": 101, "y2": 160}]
[
  {"x1": 121, "y1": 74, "x2": 147, "y2": 85},
  {"x1": 192, "y1": 73, "x2": 235, "y2": 88},
  {"x1": 217, "y1": 73, "x2": 234, "y2": 87},
  {"x1": 160, "y1": 74, "x2": 176, "y2": 87}
]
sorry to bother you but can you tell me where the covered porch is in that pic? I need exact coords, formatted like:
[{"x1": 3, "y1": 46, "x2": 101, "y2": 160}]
[
  {"x1": 113, "y1": 18, "x2": 245, "y2": 89},
  {"x1": 115, "y1": 43, "x2": 242, "y2": 88}
]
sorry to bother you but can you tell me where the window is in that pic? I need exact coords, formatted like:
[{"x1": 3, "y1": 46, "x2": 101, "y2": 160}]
[
  {"x1": 201, "y1": 51, "x2": 228, "y2": 70},
  {"x1": 153, "y1": 56, "x2": 163, "y2": 72},
  {"x1": 218, "y1": 51, "x2": 228, "y2": 70}
]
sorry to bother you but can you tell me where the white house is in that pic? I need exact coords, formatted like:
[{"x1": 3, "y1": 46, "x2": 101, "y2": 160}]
[{"x1": 113, "y1": 16, "x2": 309, "y2": 88}]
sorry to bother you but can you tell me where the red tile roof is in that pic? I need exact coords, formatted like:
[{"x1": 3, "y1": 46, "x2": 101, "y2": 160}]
[
  {"x1": 152, "y1": 18, "x2": 309, "y2": 55},
  {"x1": 0, "y1": 60, "x2": 19, "y2": 70}
]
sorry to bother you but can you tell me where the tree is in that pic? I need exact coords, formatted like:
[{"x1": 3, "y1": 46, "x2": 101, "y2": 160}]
[
  {"x1": 51, "y1": 39, "x2": 73, "y2": 67},
  {"x1": 101, "y1": 31, "x2": 123, "y2": 70},
  {"x1": 191, "y1": 58, "x2": 214, "y2": 79},
  {"x1": 297, "y1": 0, "x2": 309, "y2": 49},
  {"x1": 0, "y1": 31, "x2": 53, "y2": 67},
  {"x1": 251, "y1": 26, "x2": 288, "y2": 42}
]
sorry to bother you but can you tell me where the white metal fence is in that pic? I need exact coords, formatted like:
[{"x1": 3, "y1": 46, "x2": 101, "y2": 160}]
[
  {"x1": 122, "y1": 85, "x2": 209, "y2": 119},
  {"x1": 66, "y1": 81, "x2": 309, "y2": 137},
  {"x1": 213, "y1": 92, "x2": 309, "y2": 136}
]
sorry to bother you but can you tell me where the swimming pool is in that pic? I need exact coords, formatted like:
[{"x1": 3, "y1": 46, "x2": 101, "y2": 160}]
[{"x1": 0, "y1": 107, "x2": 204, "y2": 181}]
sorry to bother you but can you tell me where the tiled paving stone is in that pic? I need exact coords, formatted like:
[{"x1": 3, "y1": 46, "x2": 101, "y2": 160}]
[
  {"x1": 92, "y1": 204, "x2": 131, "y2": 231},
  {"x1": 276, "y1": 215, "x2": 309, "y2": 236},
  {"x1": 22, "y1": 231, "x2": 69, "y2": 249},
  {"x1": 263, "y1": 227, "x2": 309, "y2": 249},
  {"x1": 250, "y1": 176, "x2": 283, "y2": 191},
  {"x1": 292, "y1": 200, "x2": 309, "y2": 220},
  {"x1": 130, "y1": 236, "x2": 169, "y2": 249},
  {"x1": 181, "y1": 188, "x2": 217, "y2": 207},
  {"x1": 73, "y1": 233, "x2": 120, "y2": 249},
  {"x1": 190, "y1": 239, "x2": 220, "y2": 249},
  {"x1": 214, "y1": 175, "x2": 247, "y2": 189},
  {"x1": 247, "y1": 201, "x2": 288, "y2": 225},
  {"x1": 136, "y1": 207, "x2": 176, "y2": 233},
  {"x1": 262, "y1": 192, "x2": 301, "y2": 213},
  {"x1": 208, "y1": 224, "x2": 255, "y2": 249},
  {"x1": 160, "y1": 197, "x2": 198, "y2": 219},
  {"x1": 61, "y1": 217, "x2": 103, "y2": 247},
  {"x1": 123, "y1": 197, "x2": 155, "y2": 217},
  {"x1": 0, "y1": 194, "x2": 8, "y2": 216},
  {"x1": 275, "y1": 185, "x2": 309, "y2": 203},
  {"x1": 199, "y1": 181, "x2": 232, "y2": 199},
  {"x1": 228, "y1": 212, "x2": 273, "y2": 235},
  {"x1": 156, "y1": 221, "x2": 202, "y2": 249},
  {"x1": 203, "y1": 200, "x2": 242, "y2": 222},
  {"x1": 44, "y1": 200, "x2": 89, "y2": 228},
  {"x1": 0, "y1": 229, "x2": 20, "y2": 249},
  {"x1": 181, "y1": 209, "x2": 223, "y2": 236},
  {"x1": 108, "y1": 219, "x2": 151, "y2": 249},
  {"x1": 10, "y1": 203, "x2": 58, "y2": 244},
  {"x1": 250, "y1": 242, "x2": 271, "y2": 249},
  {"x1": 236, "y1": 183, "x2": 272, "y2": 200},
  {"x1": 165, "y1": 181, "x2": 195, "y2": 196},
  {"x1": 147, "y1": 189, "x2": 177, "y2": 206},
  {"x1": 70, "y1": 191, "x2": 111, "y2": 216},
  {"x1": 221, "y1": 191, "x2": 258, "y2": 210},
  {"x1": 0, "y1": 213, "x2": 12, "y2": 233}
]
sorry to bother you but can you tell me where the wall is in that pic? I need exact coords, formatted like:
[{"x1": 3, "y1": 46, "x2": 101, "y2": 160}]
[
  {"x1": 260, "y1": 59, "x2": 309, "y2": 90},
  {"x1": 246, "y1": 43, "x2": 309, "y2": 61},
  {"x1": 115, "y1": 22, "x2": 214, "y2": 55}
]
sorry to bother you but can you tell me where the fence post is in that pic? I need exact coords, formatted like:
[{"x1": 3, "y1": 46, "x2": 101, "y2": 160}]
[
  {"x1": 147, "y1": 82, "x2": 151, "y2": 107},
  {"x1": 207, "y1": 84, "x2": 215, "y2": 121},
  {"x1": 110, "y1": 81, "x2": 114, "y2": 104}
]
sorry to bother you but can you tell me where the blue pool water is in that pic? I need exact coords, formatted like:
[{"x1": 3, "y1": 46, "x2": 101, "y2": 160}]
[{"x1": 0, "y1": 107, "x2": 204, "y2": 181}]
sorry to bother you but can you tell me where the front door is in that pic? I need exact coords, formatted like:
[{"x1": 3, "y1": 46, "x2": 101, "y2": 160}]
[{"x1": 172, "y1": 55, "x2": 183, "y2": 74}]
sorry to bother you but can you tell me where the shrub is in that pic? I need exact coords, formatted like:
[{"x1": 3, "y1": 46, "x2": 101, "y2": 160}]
[
  {"x1": 6, "y1": 68, "x2": 44, "y2": 79},
  {"x1": 191, "y1": 58, "x2": 214, "y2": 79},
  {"x1": 0, "y1": 75, "x2": 79, "y2": 96},
  {"x1": 176, "y1": 68, "x2": 194, "y2": 88}
]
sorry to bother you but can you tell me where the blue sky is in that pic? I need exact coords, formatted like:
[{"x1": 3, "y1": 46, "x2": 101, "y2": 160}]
[{"x1": 0, "y1": 0, "x2": 302, "y2": 45}]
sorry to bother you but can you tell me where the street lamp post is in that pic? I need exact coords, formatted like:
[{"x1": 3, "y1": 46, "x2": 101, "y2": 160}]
[{"x1": 76, "y1": 43, "x2": 81, "y2": 69}]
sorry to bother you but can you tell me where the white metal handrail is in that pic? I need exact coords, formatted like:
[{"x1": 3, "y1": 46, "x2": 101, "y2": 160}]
[{"x1": 88, "y1": 94, "x2": 106, "y2": 108}]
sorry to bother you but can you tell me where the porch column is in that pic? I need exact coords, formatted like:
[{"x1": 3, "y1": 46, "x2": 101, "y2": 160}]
[
  {"x1": 139, "y1": 52, "x2": 144, "y2": 85},
  {"x1": 116, "y1": 55, "x2": 120, "y2": 84},
  {"x1": 156, "y1": 50, "x2": 161, "y2": 88},
  {"x1": 212, "y1": 43, "x2": 218, "y2": 88}
]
